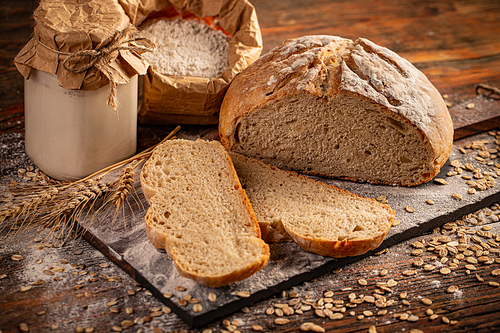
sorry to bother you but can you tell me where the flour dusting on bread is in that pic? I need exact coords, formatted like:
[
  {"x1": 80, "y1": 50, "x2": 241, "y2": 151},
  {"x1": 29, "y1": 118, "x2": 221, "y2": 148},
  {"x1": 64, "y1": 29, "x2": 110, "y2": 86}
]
[{"x1": 219, "y1": 35, "x2": 453, "y2": 186}]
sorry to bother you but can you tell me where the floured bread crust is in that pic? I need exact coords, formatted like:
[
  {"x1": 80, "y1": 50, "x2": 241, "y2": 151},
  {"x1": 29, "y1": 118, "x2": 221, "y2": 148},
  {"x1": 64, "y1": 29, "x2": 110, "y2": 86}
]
[{"x1": 219, "y1": 35, "x2": 453, "y2": 186}]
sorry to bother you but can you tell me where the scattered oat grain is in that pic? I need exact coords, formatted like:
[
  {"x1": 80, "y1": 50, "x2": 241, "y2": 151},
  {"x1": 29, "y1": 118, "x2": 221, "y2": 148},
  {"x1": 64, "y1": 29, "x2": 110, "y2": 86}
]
[
  {"x1": 411, "y1": 249, "x2": 423, "y2": 256},
  {"x1": 421, "y1": 298, "x2": 432, "y2": 305},
  {"x1": 236, "y1": 291, "x2": 250, "y2": 298},
  {"x1": 413, "y1": 258, "x2": 424, "y2": 267},
  {"x1": 315, "y1": 309, "x2": 325, "y2": 318},
  {"x1": 120, "y1": 320, "x2": 134, "y2": 328},
  {"x1": 407, "y1": 315, "x2": 419, "y2": 322},
  {"x1": 274, "y1": 318, "x2": 290, "y2": 325},
  {"x1": 440, "y1": 267, "x2": 451, "y2": 275}
]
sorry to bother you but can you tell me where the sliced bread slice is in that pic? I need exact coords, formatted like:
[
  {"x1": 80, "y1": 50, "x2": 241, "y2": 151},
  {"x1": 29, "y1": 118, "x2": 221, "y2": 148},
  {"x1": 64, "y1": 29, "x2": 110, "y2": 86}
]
[
  {"x1": 141, "y1": 139, "x2": 270, "y2": 287},
  {"x1": 230, "y1": 152, "x2": 395, "y2": 257}
]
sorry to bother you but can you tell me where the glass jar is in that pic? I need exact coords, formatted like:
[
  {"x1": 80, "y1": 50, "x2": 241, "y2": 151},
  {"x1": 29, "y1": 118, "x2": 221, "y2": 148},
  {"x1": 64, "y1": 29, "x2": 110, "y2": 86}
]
[
  {"x1": 14, "y1": 0, "x2": 153, "y2": 181},
  {"x1": 24, "y1": 69, "x2": 138, "y2": 180}
]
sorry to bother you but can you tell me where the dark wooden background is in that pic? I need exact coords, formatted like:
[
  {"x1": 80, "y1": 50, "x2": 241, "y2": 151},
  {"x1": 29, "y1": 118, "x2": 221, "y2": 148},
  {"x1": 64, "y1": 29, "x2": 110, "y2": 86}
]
[{"x1": 1, "y1": 0, "x2": 500, "y2": 332}]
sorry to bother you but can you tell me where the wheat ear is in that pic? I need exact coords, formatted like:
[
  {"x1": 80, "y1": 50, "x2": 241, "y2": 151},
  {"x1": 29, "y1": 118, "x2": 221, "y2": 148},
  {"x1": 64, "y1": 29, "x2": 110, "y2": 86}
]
[{"x1": 0, "y1": 126, "x2": 181, "y2": 244}]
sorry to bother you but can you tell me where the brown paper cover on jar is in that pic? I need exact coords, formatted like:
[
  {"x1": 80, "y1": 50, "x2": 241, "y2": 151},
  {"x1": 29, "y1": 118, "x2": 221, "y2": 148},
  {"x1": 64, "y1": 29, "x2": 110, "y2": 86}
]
[{"x1": 14, "y1": 0, "x2": 153, "y2": 109}]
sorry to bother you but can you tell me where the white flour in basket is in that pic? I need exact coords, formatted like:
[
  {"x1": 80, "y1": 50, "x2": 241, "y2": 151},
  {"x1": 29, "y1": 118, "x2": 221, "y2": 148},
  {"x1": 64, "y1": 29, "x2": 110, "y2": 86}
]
[{"x1": 141, "y1": 17, "x2": 230, "y2": 78}]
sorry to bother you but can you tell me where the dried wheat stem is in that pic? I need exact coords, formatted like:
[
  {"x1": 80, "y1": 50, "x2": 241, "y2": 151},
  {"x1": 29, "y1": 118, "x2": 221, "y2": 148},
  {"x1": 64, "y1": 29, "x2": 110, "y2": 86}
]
[
  {"x1": 0, "y1": 126, "x2": 181, "y2": 243},
  {"x1": 109, "y1": 163, "x2": 137, "y2": 208},
  {"x1": 42, "y1": 180, "x2": 110, "y2": 242}
]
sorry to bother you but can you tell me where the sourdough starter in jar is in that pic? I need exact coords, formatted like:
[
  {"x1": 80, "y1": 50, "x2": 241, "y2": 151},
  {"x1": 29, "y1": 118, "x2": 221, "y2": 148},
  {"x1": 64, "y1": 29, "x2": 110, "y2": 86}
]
[
  {"x1": 14, "y1": 0, "x2": 153, "y2": 181},
  {"x1": 24, "y1": 70, "x2": 138, "y2": 180}
]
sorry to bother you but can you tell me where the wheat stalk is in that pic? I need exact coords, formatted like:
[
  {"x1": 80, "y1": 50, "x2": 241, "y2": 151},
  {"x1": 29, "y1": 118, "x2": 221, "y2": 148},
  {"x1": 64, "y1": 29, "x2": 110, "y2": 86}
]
[
  {"x1": 94, "y1": 160, "x2": 143, "y2": 227},
  {"x1": 0, "y1": 126, "x2": 180, "y2": 245}
]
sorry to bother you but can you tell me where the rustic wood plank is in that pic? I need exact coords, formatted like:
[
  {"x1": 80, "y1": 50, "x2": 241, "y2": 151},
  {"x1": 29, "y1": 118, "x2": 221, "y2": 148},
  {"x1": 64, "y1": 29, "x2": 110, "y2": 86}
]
[
  {"x1": 254, "y1": 0, "x2": 500, "y2": 57},
  {"x1": 1, "y1": 0, "x2": 500, "y2": 331},
  {"x1": 450, "y1": 94, "x2": 500, "y2": 140},
  {"x1": 0, "y1": 103, "x2": 24, "y2": 133},
  {"x1": 0, "y1": 1, "x2": 37, "y2": 110}
]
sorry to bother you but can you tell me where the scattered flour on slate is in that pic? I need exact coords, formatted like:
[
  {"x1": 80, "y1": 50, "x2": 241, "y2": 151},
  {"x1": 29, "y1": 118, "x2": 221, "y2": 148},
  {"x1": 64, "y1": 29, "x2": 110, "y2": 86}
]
[{"x1": 141, "y1": 17, "x2": 230, "y2": 78}]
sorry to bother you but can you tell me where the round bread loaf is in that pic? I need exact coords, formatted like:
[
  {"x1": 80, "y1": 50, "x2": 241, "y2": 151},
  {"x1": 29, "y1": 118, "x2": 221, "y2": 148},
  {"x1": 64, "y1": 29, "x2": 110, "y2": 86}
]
[{"x1": 219, "y1": 36, "x2": 454, "y2": 186}]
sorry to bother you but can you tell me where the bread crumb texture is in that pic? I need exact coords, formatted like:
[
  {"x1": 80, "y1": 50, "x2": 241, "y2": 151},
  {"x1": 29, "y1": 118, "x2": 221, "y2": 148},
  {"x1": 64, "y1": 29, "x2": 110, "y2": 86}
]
[
  {"x1": 230, "y1": 152, "x2": 395, "y2": 257},
  {"x1": 220, "y1": 35, "x2": 454, "y2": 186},
  {"x1": 141, "y1": 139, "x2": 269, "y2": 287}
]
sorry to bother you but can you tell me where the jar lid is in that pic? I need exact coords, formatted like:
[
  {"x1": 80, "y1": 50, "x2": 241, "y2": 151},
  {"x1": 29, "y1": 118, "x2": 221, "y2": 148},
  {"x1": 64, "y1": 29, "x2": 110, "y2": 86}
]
[{"x1": 14, "y1": 0, "x2": 155, "y2": 109}]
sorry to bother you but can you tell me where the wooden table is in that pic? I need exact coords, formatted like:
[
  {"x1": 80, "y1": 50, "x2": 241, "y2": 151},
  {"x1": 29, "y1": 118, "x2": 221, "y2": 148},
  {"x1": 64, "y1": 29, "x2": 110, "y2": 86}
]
[{"x1": 1, "y1": 0, "x2": 500, "y2": 332}]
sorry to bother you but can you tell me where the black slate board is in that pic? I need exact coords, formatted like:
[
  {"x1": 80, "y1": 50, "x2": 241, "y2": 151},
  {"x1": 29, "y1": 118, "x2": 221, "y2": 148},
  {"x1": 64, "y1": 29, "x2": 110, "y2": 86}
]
[{"x1": 81, "y1": 145, "x2": 500, "y2": 328}]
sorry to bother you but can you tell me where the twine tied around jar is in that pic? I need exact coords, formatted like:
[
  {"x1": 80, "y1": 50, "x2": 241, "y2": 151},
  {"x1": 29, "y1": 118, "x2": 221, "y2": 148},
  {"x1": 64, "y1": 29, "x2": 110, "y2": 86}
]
[{"x1": 33, "y1": 26, "x2": 156, "y2": 110}]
